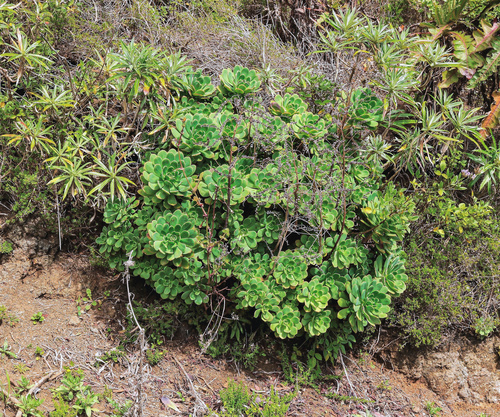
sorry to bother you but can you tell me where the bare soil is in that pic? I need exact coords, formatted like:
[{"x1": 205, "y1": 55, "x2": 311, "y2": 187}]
[{"x1": 1, "y1": 219, "x2": 499, "y2": 416}]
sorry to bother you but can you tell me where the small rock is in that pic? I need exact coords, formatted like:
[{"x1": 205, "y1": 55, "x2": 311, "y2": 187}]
[{"x1": 69, "y1": 316, "x2": 81, "y2": 326}]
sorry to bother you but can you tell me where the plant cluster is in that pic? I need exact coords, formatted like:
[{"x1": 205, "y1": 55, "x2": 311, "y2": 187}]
[
  {"x1": 97, "y1": 49, "x2": 420, "y2": 356},
  {"x1": 212, "y1": 380, "x2": 296, "y2": 417},
  {"x1": 0, "y1": 240, "x2": 13, "y2": 254},
  {"x1": 76, "y1": 289, "x2": 102, "y2": 317},
  {"x1": 94, "y1": 348, "x2": 124, "y2": 366},
  {"x1": 50, "y1": 369, "x2": 101, "y2": 417},
  {"x1": 1, "y1": 366, "x2": 131, "y2": 417}
]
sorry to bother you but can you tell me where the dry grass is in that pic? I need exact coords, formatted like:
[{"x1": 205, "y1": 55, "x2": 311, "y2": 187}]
[{"x1": 73, "y1": 0, "x2": 309, "y2": 76}]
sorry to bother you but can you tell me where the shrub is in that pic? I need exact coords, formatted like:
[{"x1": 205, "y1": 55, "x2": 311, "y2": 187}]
[
  {"x1": 391, "y1": 209, "x2": 500, "y2": 347},
  {"x1": 97, "y1": 62, "x2": 417, "y2": 359}
]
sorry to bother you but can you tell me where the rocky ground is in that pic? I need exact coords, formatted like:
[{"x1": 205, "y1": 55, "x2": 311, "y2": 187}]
[{"x1": 1, "y1": 216, "x2": 499, "y2": 417}]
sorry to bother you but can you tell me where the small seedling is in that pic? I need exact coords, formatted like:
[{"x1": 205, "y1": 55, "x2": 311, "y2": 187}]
[
  {"x1": 31, "y1": 312, "x2": 44, "y2": 325},
  {"x1": 108, "y1": 398, "x2": 133, "y2": 417},
  {"x1": 0, "y1": 240, "x2": 13, "y2": 254},
  {"x1": 0, "y1": 305, "x2": 19, "y2": 327},
  {"x1": 425, "y1": 401, "x2": 442, "y2": 416},
  {"x1": 0, "y1": 340, "x2": 17, "y2": 359},
  {"x1": 102, "y1": 385, "x2": 113, "y2": 400},
  {"x1": 34, "y1": 346, "x2": 45, "y2": 359},
  {"x1": 8, "y1": 315, "x2": 20, "y2": 326},
  {"x1": 146, "y1": 347, "x2": 164, "y2": 366},
  {"x1": 15, "y1": 376, "x2": 33, "y2": 394},
  {"x1": 50, "y1": 394, "x2": 78, "y2": 417},
  {"x1": 52, "y1": 369, "x2": 85, "y2": 401},
  {"x1": 76, "y1": 289, "x2": 100, "y2": 317},
  {"x1": 95, "y1": 349, "x2": 124, "y2": 366},
  {"x1": 0, "y1": 304, "x2": 7, "y2": 322},
  {"x1": 377, "y1": 380, "x2": 392, "y2": 391},
  {"x1": 14, "y1": 363, "x2": 30, "y2": 374}
]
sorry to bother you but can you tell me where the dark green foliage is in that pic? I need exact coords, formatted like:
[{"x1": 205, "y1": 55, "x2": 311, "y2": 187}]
[
  {"x1": 392, "y1": 214, "x2": 500, "y2": 347},
  {"x1": 123, "y1": 299, "x2": 196, "y2": 345}
]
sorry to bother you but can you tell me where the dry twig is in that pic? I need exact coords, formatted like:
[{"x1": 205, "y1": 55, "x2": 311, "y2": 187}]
[{"x1": 173, "y1": 356, "x2": 208, "y2": 416}]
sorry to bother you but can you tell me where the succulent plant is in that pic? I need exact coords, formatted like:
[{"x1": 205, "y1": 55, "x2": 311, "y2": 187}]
[
  {"x1": 373, "y1": 253, "x2": 408, "y2": 295},
  {"x1": 103, "y1": 197, "x2": 140, "y2": 226},
  {"x1": 139, "y1": 149, "x2": 196, "y2": 205},
  {"x1": 96, "y1": 224, "x2": 144, "y2": 267},
  {"x1": 291, "y1": 111, "x2": 327, "y2": 140},
  {"x1": 219, "y1": 65, "x2": 261, "y2": 95},
  {"x1": 254, "y1": 116, "x2": 289, "y2": 149},
  {"x1": 216, "y1": 112, "x2": 249, "y2": 141},
  {"x1": 151, "y1": 267, "x2": 184, "y2": 299},
  {"x1": 348, "y1": 88, "x2": 383, "y2": 129},
  {"x1": 230, "y1": 217, "x2": 260, "y2": 253},
  {"x1": 134, "y1": 205, "x2": 158, "y2": 228},
  {"x1": 147, "y1": 209, "x2": 199, "y2": 261},
  {"x1": 95, "y1": 61, "x2": 417, "y2": 352},
  {"x1": 246, "y1": 165, "x2": 281, "y2": 206},
  {"x1": 131, "y1": 257, "x2": 161, "y2": 280},
  {"x1": 296, "y1": 279, "x2": 331, "y2": 312},
  {"x1": 198, "y1": 165, "x2": 248, "y2": 205},
  {"x1": 174, "y1": 258, "x2": 204, "y2": 285},
  {"x1": 311, "y1": 265, "x2": 341, "y2": 299},
  {"x1": 308, "y1": 195, "x2": 355, "y2": 232},
  {"x1": 235, "y1": 253, "x2": 272, "y2": 282},
  {"x1": 302, "y1": 310, "x2": 332, "y2": 336},
  {"x1": 330, "y1": 235, "x2": 369, "y2": 270},
  {"x1": 183, "y1": 70, "x2": 216, "y2": 99},
  {"x1": 270, "y1": 305, "x2": 302, "y2": 339},
  {"x1": 359, "y1": 183, "x2": 416, "y2": 253},
  {"x1": 337, "y1": 276, "x2": 391, "y2": 332},
  {"x1": 270, "y1": 93, "x2": 308, "y2": 119},
  {"x1": 181, "y1": 286, "x2": 210, "y2": 305},
  {"x1": 255, "y1": 210, "x2": 281, "y2": 244},
  {"x1": 237, "y1": 277, "x2": 270, "y2": 309},
  {"x1": 171, "y1": 113, "x2": 221, "y2": 160},
  {"x1": 273, "y1": 251, "x2": 309, "y2": 289}
]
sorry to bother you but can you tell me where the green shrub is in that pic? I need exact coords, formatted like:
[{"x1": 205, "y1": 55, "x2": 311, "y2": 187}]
[
  {"x1": 97, "y1": 62, "x2": 417, "y2": 359},
  {"x1": 0, "y1": 241, "x2": 13, "y2": 254},
  {"x1": 391, "y1": 210, "x2": 500, "y2": 347}
]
